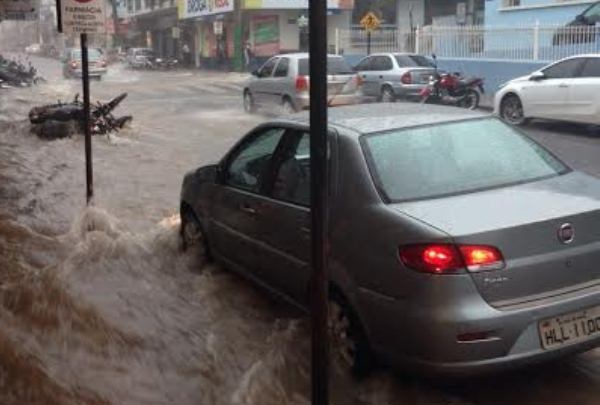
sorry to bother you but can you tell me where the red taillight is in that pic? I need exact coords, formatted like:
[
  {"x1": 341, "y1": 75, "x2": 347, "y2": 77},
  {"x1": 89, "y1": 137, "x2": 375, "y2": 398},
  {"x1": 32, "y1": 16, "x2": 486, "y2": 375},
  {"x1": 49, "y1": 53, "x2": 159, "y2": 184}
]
[
  {"x1": 399, "y1": 244, "x2": 504, "y2": 274},
  {"x1": 459, "y1": 245, "x2": 504, "y2": 271},
  {"x1": 400, "y1": 72, "x2": 412, "y2": 84},
  {"x1": 295, "y1": 75, "x2": 309, "y2": 92}
]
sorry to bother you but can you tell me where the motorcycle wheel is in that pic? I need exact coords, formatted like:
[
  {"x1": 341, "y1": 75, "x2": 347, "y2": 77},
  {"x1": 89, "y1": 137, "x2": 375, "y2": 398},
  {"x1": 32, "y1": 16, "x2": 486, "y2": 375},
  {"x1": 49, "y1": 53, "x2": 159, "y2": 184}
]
[{"x1": 460, "y1": 89, "x2": 480, "y2": 110}]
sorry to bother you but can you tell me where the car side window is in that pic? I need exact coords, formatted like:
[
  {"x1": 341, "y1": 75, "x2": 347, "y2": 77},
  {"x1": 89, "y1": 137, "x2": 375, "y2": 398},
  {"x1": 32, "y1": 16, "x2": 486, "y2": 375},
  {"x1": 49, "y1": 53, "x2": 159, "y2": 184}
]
[
  {"x1": 226, "y1": 128, "x2": 286, "y2": 193},
  {"x1": 543, "y1": 58, "x2": 584, "y2": 79},
  {"x1": 580, "y1": 58, "x2": 600, "y2": 77},
  {"x1": 259, "y1": 58, "x2": 278, "y2": 78},
  {"x1": 355, "y1": 57, "x2": 372, "y2": 71},
  {"x1": 273, "y1": 57, "x2": 290, "y2": 77},
  {"x1": 376, "y1": 56, "x2": 393, "y2": 71},
  {"x1": 271, "y1": 132, "x2": 311, "y2": 206}
]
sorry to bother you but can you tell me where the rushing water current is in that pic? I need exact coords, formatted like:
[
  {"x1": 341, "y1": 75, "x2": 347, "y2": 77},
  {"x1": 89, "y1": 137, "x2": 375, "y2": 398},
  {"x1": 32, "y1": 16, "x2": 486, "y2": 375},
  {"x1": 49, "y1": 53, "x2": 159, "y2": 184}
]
[{"x1": 0, "y1": 57, "x2": 598, "y2": 405}]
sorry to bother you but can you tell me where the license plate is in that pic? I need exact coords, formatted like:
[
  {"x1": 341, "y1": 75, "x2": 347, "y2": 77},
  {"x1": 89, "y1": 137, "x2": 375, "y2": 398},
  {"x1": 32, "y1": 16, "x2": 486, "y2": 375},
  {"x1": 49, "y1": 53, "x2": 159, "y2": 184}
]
[{"x1": 539, "y1": 305, "x2": 600, "y2": 349}]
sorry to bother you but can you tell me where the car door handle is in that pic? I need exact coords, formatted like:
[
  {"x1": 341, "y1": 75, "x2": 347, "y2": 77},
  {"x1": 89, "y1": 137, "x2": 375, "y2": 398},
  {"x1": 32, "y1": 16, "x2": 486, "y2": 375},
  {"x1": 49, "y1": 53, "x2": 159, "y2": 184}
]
[
  {"x1": 559, "y1": 83, "x2": 569, "y2": 88},
  {"x1": 239, "y1": 204, "x2": 257, "y2": 215},
  {"x1": 379, "y1": 75, "x2": 383, "y2": 79},
  {"x1": 361, "y1": 75, "x2": 367, "y2": 78}
]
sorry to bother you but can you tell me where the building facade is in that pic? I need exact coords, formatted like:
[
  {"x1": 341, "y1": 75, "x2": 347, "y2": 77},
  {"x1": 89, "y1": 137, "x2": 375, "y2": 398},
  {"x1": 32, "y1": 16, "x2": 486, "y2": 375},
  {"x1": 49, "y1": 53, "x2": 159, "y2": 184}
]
[
  {"x1": 177, "y1": 0, "x2": 354, "y2": 70},
  {"x1": 485, "y1": 0, "x2": 597, "y2": 25},
  {"x1": 395, "y1": 0, "x2": 485, "y2": 29},
  {"x1": 124, "y1": 0, "x2": 181, "y2": 58}
]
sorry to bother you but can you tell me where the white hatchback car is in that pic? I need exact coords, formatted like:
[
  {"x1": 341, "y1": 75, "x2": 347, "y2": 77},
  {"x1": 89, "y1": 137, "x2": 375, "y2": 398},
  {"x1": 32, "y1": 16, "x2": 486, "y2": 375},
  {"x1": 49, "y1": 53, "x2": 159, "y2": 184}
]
[{"x1": 495, "y1": 54, "x2": 600, "y2": 125}]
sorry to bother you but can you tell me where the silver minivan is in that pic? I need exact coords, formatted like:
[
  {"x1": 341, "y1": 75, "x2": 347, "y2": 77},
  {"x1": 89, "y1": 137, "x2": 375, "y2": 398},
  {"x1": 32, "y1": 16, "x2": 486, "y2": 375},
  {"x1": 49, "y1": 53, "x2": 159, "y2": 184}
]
[
  {"x1": 354, "y1": 53, "x2": 437, "y2": 102},
  {"x1": 243, "y1": 53, "x2": 363, "y2": 113}
]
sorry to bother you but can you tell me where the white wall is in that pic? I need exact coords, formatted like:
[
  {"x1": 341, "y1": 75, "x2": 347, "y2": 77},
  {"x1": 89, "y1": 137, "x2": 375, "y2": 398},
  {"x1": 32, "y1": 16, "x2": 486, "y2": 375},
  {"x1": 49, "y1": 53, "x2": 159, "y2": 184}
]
[{"x1": 396, "y1": 0, "x2": 425, "y2": 30}]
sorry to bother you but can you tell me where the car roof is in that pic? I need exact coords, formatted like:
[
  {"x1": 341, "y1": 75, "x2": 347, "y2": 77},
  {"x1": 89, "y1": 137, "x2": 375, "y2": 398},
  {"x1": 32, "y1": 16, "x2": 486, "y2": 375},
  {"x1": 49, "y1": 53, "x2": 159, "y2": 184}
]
[{"x1": 279, "y1": 104, "x2": 487, "y2": 135}]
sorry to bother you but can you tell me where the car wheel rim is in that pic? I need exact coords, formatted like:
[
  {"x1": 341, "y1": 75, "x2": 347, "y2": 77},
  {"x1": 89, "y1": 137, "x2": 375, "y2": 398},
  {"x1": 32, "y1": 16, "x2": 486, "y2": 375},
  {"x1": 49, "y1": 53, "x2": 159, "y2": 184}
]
[
  {"x1": 328, "y1": 301, "x2": 357, "y2": 369},
  {"x1": 183, "y1": 219, "x2": 201, "y2": 246},
  {"x1": 503, "y1": 97, "x2": 523, "y2": 124},
  {"x1": 382, "y1": 89, "x2": 393, "y2": 103}
]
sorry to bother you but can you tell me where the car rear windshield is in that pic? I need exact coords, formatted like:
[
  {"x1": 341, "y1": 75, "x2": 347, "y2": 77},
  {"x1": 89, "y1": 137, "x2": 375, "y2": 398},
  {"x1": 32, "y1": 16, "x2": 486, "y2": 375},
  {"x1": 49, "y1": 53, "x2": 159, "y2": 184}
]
[
  {"x1": 298, "y1": 57, "x2": 354, "y2": 75},
  {"x1": 72, "y1": 49, "x2": 102, "y2": 60},
  {"x1": 394, "y1": 55, "x2": 435, "y2": 68},
  {"x1": 362, "y1": 118, "x2": 569, "y2": 202}
]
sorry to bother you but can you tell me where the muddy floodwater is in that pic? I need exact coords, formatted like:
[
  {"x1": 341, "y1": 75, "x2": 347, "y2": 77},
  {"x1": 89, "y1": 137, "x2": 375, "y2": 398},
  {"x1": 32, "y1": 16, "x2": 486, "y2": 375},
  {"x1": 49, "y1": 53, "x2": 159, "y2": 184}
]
[{"x1": 0, "y1": 56, "x2": 598, "y2": 404}]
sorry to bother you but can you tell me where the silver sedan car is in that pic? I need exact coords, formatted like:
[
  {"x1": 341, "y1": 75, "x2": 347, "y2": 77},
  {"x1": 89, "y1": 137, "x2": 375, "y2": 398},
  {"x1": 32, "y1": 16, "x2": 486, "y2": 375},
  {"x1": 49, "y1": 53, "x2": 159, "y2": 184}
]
[
  {"x1": 354, "y1": 53, "x2": 438, "y2": 102},
  {"x1": 243, "y1": 53, "x2": 362, "y2": 113},
  {"x1": 180, "y1": 104, "x2": 600, "y2": 376}
]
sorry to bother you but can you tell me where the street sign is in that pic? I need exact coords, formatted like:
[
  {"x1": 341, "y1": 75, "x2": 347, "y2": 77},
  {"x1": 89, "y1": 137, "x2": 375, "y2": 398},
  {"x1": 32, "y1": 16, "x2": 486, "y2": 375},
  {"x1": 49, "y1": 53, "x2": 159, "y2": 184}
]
[
  {"x1": 360, "y1": 11, "x2": 380, "y2": 32},
  {"x1": 60, "y1": 0, "x2": 107, "y2": 35},
  {"x1": 0, "y1": 0, "x2": 37, "y2": 20}
]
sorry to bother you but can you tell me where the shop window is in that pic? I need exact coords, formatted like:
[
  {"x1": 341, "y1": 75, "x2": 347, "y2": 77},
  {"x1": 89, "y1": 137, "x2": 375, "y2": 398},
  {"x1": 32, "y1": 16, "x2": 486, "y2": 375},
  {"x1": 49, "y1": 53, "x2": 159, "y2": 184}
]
[{"x1": 502, "y1": 0, "x2": 521, "y2": 7}]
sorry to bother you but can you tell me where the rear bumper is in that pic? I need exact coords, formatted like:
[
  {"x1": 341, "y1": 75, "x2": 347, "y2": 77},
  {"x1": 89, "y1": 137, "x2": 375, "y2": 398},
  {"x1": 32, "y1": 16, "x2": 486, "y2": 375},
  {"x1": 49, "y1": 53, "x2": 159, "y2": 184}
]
[
  {"x1": 391, "y1": 83, "x2": 429, "y2": 98},
  {"x1": 357, "y1": 278, "x2": 600, "y2": 377},
  {"x1": 295, "y1": 94, "x2": 365, "y2": 109},
  {"x1": 68, "y1": 68, "x2": 106, "y2": 77}
]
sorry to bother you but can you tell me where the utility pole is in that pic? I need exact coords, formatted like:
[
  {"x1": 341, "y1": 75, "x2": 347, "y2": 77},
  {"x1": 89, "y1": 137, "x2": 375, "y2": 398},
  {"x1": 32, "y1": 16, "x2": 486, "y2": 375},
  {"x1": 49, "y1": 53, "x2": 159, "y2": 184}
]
[{"x1": 308, "y1": 0, "x2": 329, "y2": 403}]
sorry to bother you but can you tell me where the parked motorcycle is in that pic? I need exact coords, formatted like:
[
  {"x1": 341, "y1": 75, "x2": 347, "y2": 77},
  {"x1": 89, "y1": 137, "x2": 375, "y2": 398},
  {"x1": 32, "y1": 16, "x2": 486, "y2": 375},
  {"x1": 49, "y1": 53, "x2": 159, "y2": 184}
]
[
  {"x1": 0, "y1": 54, "x2": 45, "y2": 86},
  {"x1": 29, "y1": 93, "x2": 132, "y2": 139},
  {"x1": 419, "y1": 55, "x2": 484, "y2": 109}
]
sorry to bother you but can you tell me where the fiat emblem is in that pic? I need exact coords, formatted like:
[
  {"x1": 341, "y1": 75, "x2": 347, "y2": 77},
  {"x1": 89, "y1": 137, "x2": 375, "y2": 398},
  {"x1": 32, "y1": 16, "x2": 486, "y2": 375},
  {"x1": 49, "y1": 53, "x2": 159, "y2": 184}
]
[{"x1": 558, "y1": 223, "x2": 575, "y2": 244}]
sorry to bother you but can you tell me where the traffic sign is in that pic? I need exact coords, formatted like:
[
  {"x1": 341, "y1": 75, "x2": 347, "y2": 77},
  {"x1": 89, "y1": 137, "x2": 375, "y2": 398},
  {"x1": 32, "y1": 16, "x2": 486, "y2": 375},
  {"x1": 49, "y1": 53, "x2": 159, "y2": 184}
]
[
  {"x1": 60, "y1": 0, "x2": 107, "y2": 35},
  {"x1": 360, "y1": 12, "x2": 381, "y2": 32}
]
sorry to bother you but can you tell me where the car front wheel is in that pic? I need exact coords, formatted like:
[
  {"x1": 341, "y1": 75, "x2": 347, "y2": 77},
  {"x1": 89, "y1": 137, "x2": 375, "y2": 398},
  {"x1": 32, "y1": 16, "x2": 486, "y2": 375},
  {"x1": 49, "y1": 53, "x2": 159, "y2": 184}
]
[
  {"x1": 501, "y1": 94, "x2": 527, "y2": 125},
  {"x1": 180, "y1": 207, "x2": 209, "y2": 261}
]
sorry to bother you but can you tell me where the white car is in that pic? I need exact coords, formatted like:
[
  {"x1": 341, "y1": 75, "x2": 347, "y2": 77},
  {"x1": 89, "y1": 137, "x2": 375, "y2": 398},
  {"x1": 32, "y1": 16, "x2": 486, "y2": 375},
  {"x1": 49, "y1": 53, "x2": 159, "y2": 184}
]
[{"x1": 495, "y1": 54, "x2": 600, "y2": 125}]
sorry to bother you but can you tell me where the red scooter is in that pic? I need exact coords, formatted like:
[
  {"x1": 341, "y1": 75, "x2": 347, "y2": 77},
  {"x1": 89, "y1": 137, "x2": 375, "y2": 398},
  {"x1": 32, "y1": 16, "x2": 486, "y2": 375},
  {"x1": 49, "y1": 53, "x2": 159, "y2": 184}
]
[{"x1": 420, "y1": 55, "x2": 484, "y2": 109}]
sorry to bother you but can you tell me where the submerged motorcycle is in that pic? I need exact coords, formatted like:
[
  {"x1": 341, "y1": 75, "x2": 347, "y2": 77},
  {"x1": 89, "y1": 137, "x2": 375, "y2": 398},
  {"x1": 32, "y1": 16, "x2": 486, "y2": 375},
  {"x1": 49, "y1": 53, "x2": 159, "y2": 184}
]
[
  {"x1": 29, "y1": 93, "x2": 132, "y2": 139},
  {"x1": 419, "y1": 55, "x2": 484, "y2": 109}
]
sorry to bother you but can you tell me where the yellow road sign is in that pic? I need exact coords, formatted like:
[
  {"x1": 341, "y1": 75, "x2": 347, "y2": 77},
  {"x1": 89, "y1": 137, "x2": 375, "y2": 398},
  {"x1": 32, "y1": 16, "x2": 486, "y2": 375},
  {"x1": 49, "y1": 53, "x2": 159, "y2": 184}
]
[{"x1": 360, "y1": 12, "x2": 381, "y2": 32}]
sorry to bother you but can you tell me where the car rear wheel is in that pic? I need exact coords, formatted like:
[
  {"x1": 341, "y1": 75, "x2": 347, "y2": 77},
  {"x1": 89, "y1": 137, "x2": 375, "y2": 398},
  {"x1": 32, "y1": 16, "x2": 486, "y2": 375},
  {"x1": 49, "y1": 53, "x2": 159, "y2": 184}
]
[
  {"x1": 381, "y1": 86, "x2": 395, "y2": 103},
  {"x1": 501, "y1": 94, "x2": 527, "y2": 125},
  {"x1": 243, "y1": 90, "x2": 255, "y2": 113},
  {"x1": 282, "y1": 97, "x2": 296, "y2": 114},
  {"x1": 328, "y1": 291, "x2": 372, "y2": 376}
]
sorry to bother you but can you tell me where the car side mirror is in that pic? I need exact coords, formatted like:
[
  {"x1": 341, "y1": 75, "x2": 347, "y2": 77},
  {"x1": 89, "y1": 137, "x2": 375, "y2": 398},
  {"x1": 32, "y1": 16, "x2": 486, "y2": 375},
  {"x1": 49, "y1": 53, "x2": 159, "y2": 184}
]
[
  {"x1": 251, "y1": 69, "x2": 260, "y2": 77},
  {"x1": 530, "y1": 71, "x2": 546, "y2": 81}
]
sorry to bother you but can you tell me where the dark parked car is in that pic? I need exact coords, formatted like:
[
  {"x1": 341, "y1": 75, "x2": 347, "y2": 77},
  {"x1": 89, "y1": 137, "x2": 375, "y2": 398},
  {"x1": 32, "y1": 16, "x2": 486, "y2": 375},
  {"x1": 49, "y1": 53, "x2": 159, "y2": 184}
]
[{"x1": 179, "y1": 103, "x2": 600, "y2": 375}]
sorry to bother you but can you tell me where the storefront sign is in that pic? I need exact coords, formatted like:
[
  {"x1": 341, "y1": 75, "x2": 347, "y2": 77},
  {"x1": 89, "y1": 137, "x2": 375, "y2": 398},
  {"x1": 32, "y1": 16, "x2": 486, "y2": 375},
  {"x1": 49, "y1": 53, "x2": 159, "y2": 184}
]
[
  {"x1": 178, "y1": 0, "x2": 234, "y2": 19},
  {"x1": 61, "y1": 0, "x2": 107, "y2": 35},
  {"x1": 252, "y1": 15, "x2": 280, "y2": 56},
  {"x1": 244, "y1": 0, "x2": 353, "y2": 9}
]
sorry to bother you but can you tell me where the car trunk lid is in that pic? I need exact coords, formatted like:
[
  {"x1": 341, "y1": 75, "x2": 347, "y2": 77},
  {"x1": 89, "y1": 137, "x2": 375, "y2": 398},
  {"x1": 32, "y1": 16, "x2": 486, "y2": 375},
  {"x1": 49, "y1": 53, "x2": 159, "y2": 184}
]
[
  {"x1": 392, "y1": 172, "x2": 600, "y2": 308},
  {"x1": 405, "y1": 67, "x2": 437, "y2": 84}
]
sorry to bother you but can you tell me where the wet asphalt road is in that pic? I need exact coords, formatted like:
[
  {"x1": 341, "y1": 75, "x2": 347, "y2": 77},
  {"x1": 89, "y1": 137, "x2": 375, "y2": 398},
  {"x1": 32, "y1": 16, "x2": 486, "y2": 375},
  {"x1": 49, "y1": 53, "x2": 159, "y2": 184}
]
[{"x1": 2, "y1": 55, "x2": 599, "y2": 404}]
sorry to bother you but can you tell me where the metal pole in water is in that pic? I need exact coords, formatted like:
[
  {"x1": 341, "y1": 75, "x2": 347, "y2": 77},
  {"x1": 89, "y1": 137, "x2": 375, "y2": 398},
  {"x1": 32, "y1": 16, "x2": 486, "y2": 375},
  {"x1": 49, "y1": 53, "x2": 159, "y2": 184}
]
[
  {"x1": 309, "y1": 0, "x2": 329, "y2": 403},
  {"x1": 80, "y1": 33, "x2": 93, "y2": 205}
]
